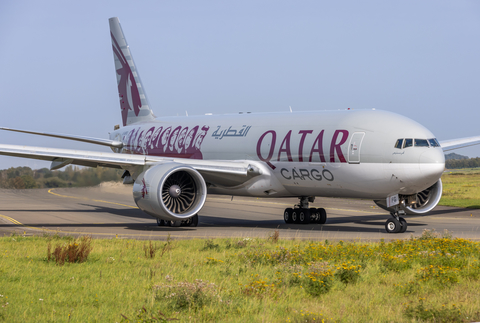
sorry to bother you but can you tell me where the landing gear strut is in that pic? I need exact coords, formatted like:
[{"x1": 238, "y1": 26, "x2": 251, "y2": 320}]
[
  {"x1": 156, "y1": 214, "x2": 199, "y2": 227},
  {"x1": 284, "y1": 196, "x2": 326, "y2": 225},
  {"x1": 385, "y1": 209, "x2": 407, "y2": 233}
]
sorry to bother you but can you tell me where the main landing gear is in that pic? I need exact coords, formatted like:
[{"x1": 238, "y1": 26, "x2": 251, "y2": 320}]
[
  {"x1": 156, "y1": 214, "x2": 199, "y2": 227},
  {"x1": 385, "y1": 210, "x2": 407, "y2": 233},
  {"x1": 284, "y1": 196, "x2": 327, "y2": 225}
]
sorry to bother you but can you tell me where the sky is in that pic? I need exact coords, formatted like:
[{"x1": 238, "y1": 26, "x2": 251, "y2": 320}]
[{"x1": 0, "y1": 0, "x2": 479, "y2": 170}]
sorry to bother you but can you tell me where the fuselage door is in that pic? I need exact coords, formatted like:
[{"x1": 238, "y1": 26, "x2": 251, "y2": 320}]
[{"x1": 348, "y1": 132, "x2": 365, "y2": 164}]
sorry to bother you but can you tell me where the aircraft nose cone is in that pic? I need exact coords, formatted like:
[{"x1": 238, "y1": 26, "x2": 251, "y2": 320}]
[
  {"x1": 420, "y1": 148, "x2": 445, "y2": 164},
  {"x1": 419, "y1": 148, "x2": 445, "y2": 184}
]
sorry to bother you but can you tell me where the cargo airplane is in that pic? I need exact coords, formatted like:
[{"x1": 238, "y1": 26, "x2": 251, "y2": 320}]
[{"x1": 1, "y1": 17, "x2": 479, "y2": 233}]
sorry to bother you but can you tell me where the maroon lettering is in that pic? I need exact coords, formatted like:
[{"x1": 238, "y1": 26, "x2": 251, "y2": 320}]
[
  {"x1": 309, "y1": 130, "x2": 326, "y2": 162},
  {"x1": 330, "y1": 130, "x2": 349, "y2": 163},
  {"x1": 298, "y1": 130, "x2": 313, "y2": 162},
  {"x1": 256, "y1": 130, "x2": 277, "y2": 169},
  {"x1": 277, "y1": 130, "x2": 293, "y2": 162}
]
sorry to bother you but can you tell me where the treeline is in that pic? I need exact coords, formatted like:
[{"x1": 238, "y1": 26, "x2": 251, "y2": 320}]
[
  {"x1": 445, "y1": 157, "x2": 480, "y2": 169},
  {"x1": 0, "y1": 166, "x2": 123, "y2": 189}
]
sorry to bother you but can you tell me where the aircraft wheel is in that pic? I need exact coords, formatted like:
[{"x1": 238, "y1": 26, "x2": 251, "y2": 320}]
[
  {"x1": 299, "y1": 209, "x2": 310, "y2": 224},
  {"x1": 310, "y1": 208, "x2": 319, "y2": 223},
  {"x1": 284, "y1": 208, "x2": 293, "y2": 224},
  {"x1": 292, "y1": 209, "x2": 299, "y2": 223},
  {"x1": 318, "y1": 208, "x2": 327, "y2": 224},
  {"x1": 189, "y1": 214, "x2": 199, "y2": 227},
  {"x1": 385, "y1": 218, "x2": 401, "y2": 233},
  {"x1": 399, "y1": 217, "x2": 407, "y2": 233},
  {"x1": 156, "y1": 218, "x2": 165, "y2": 226},
  {"x1": 168, "y1": 220, "x2": 181, "y2": 227}
]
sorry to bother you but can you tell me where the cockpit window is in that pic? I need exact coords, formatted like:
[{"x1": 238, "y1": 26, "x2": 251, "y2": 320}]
[
  {"x1": 394, "y1": 139, "x2": 404, "y2": 149},
  {"x1": 414, "y1": 139, "x2": 429, "y2": 147},
  {"x1": 403, "y1": 138, "x2": 413, "y2": 148},
  {"x1": 428, "y1": 138, "x2": 440, "y2": 147}
]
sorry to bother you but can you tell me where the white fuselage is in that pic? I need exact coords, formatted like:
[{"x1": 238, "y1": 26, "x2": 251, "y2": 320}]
[{"x1": 111, "y1": 109, "x2": 445, "y2": 200}]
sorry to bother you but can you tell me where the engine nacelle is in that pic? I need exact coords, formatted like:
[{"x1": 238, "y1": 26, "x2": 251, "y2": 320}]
[
  {"x1": 374, "y1": 179, "x2": 443, "y2": 215},
  {"x1": 133, "y1": 163, "x2": 207, "y2": 221}
]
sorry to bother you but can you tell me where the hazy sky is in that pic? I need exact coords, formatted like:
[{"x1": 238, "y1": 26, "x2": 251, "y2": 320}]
[{"x1": 1, "y1": 0, "x2": 479, "y2": 170}]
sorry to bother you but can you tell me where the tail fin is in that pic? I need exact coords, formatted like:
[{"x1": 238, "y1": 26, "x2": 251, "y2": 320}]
[{"x1": 109, "y1": 17, "x2": 155, "y2": 126}]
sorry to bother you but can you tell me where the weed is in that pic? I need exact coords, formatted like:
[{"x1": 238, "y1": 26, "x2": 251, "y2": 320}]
[
  {"x1": 301, "y1": 270, "x2": 334, "y2": 296},
  {"x1": 416, "y1": 265, "x2": 459, "y2": 286},
  {"x1": 243, "y1": 275, "x2": 277, "y2": 297},
  {"x1": 205, "y1": 257, "x2": 224, "y2": 265},
  {"x1": 404, "y1": 300, "x2": 464, "y2": 322},
  {"x1": 154, "y1": 280, "x2": 219, "y2": 311},
  {"x1": 418, "y1": 229, "x2": 440, "y2": 240},
  {"x1": 144, "y1": 241, "x2": 159, "y2": 259},
  {"x1": 269, "y1": 230, "x2": 280, "y2": 243},
  {"x1": 381, "y1": 254, "x2": 412, "y2": 272},
  {"x1": 335, "y1": 263, "x2": 361, "y2": 284},
  {"x1": 236, "y1": 238, "x2": 252, "y2": 249},
  {"x1": 201, "y1": 239, "x2": 220, "y2": 251},
  {"x1": 120, "y1": 306, "x2": 178, "y2": 322},
  {"x1": 286, "y1": 309, "x2": 329, "y2": 323},
  {"x1": 47, "y1": 236, "x2": 93, "y2": 265}
]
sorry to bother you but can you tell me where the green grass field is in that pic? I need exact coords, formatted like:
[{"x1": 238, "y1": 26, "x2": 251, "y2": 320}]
[
  {"x1": 1, "y1": 231, "x2": 480, "y2": 322},
  {"x1": 440, "y1": 169, "x2": 480, "y2": 209}
]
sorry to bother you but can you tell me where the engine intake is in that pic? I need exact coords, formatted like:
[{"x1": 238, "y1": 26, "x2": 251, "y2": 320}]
[
  {"x1": 133, "y1": 163, "x2": 207, "y2": 221},
  {"x1": 374, "y1": 179, "x2": 443, "y2": 215}
]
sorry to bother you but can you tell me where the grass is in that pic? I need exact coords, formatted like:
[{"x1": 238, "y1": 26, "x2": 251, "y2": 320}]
[
  {"x1": 1, "y1": 230, "x2": 480, "y2": 322},
  {"x1": 440, "y1": 168, "x2": 480, "y2": 208}
]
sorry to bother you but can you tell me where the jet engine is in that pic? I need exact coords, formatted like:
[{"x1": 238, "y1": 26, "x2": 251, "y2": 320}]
[
  {"x1": 133, "y1": 163, "x2": 207, "y2": 221},
  {"x1": 374, "y1": 179, "x2": 443, "y2": 215}
]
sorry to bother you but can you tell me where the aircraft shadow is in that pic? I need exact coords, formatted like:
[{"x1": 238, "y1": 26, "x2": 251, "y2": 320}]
[{"x1": 0, "y1": 205, "x2": 429, "y2": 234}]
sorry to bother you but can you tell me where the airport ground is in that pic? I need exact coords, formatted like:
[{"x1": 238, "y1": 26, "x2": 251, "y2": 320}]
[{"x1": 0, "y1": 183, "x2": 479, "y2": 240}]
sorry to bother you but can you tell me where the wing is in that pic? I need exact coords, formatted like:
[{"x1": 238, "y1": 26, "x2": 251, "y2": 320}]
[
  {"x1": 0, "y1": 144, "x2": 261, "y2": 185},
  {"x1": 0, "y1": 127, "x2": 123, "y2": 148},
  {"x1": 440, "y1": 136, "x2": 480, "y2": 152}
]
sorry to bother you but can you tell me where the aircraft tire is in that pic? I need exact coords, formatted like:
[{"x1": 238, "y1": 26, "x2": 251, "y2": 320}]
[
  {"x1": 299, "y1": 209, "x2": 310, "y2": 224},
  {"x1": 169, "y1": 220, "x2": 181, "y2": 227},
  {"x1": 385, "y1": 218, "x2": 401, "y2": 233},
  {"x1": 310, "y1": 208, "x2": 319, "y2": 223},
  {"x1": 188, "y1": 214, "x2": 199, "y2": 227},
  {"x1": 292, "y1": 209, "x2": 299, "y2": 223},
  {"x1": 318, "y1": 208, "x2": 327, "y2": 224},
  {"x1": 156, "y1": 218, "x2": 165, "y2": 226},
  {"x1": 399, "y1": 217, "x2": 407, "y2": 233},
  {"x1": 284, "y1": 208, "x2": 293, "y2": 224}
]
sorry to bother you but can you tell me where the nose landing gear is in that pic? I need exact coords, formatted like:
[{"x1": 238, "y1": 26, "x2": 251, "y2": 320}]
[
  {"x1": 385, "y1": 210, "x2": 407, "y2": 233},
  {"x1": 284, "y1": 196, "x2": 327, "y2": 225}
]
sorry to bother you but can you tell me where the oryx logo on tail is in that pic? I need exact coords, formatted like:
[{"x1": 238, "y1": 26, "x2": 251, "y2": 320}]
[{"x1": 111, "y1": 32, "x2": 142, "y2": 126}]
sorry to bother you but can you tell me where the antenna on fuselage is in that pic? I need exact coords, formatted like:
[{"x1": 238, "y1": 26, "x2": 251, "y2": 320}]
[{"x1": 289, "y1": 106, "x2": 292, "y2": 113}]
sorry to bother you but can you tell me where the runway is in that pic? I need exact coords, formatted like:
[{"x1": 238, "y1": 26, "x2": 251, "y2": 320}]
[{"x1": 0, "y1": 183, "x2": 479, "y2": 240}]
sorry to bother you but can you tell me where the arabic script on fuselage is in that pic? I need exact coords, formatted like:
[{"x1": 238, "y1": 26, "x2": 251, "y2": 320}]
[
  {"x1": 211, "y1": 125, "x2": 252, "y2": 140},
  {"x1": 123, "y1": 125, "x2": 210, "y2": 159}
]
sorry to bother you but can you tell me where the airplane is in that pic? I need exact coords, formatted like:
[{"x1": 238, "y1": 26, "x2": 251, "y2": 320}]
[{"x1": 1, "y1": 17, "x2": 479, "y2": 234}]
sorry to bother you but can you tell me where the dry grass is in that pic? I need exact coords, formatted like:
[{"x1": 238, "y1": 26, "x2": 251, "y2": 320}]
[{"x1": 46, "y1": 236, "x2": 93, "y2": 265}]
